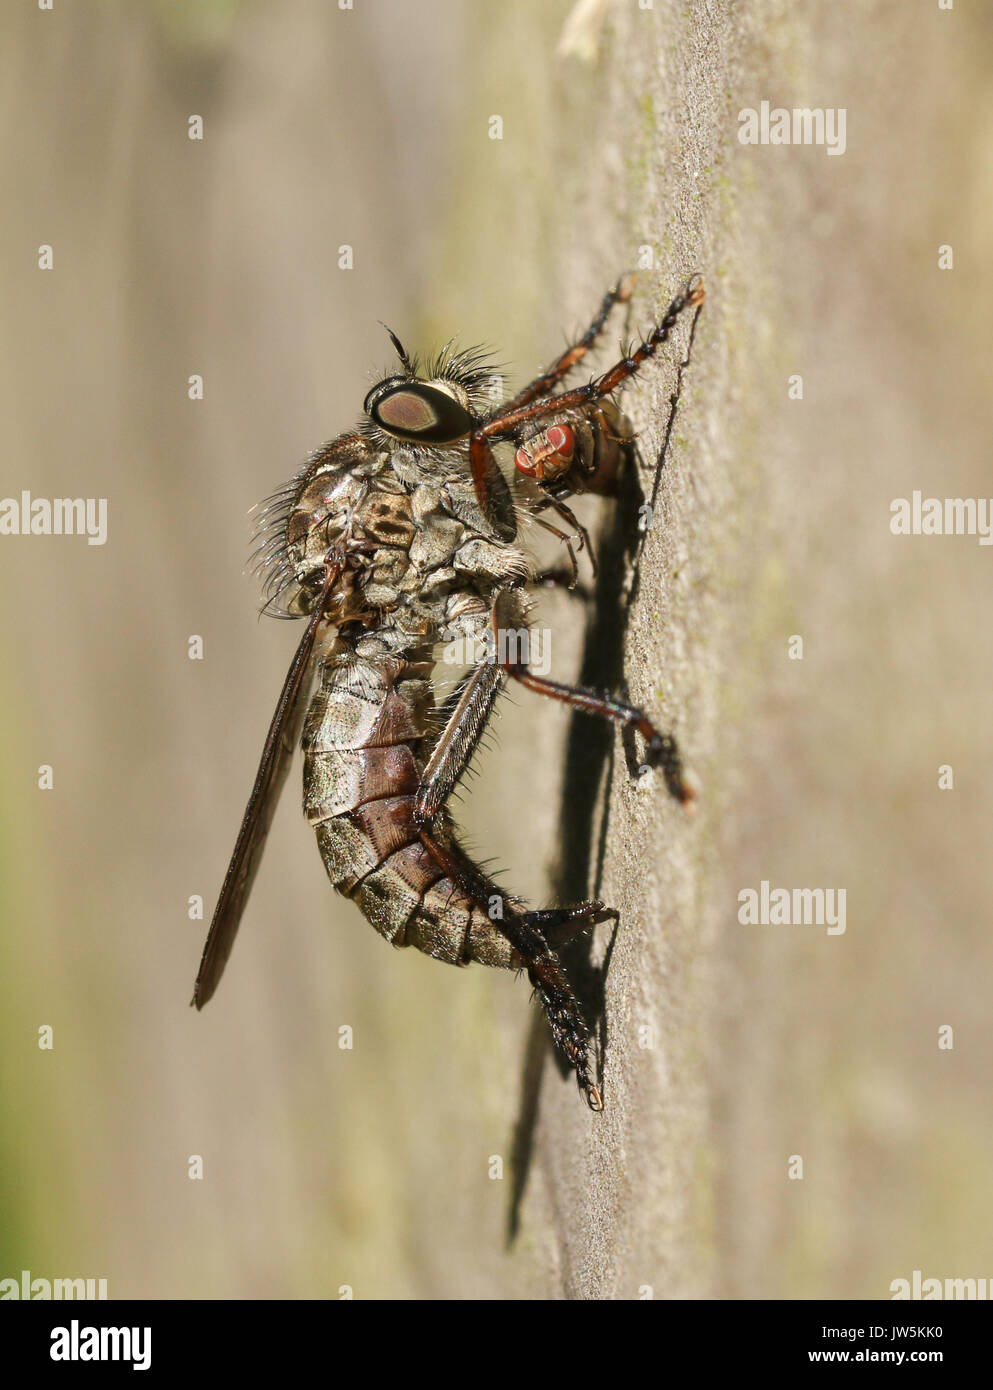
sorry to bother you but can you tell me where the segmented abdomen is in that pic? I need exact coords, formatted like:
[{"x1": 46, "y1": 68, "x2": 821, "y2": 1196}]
[{"x1": 302, "y1": 650, "x2": 515, "y2": 969}]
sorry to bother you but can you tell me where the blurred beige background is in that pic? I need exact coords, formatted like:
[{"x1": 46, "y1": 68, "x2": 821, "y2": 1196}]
[{"x1": 0, "y1": 0, "x2": 991, "y2": 1299}]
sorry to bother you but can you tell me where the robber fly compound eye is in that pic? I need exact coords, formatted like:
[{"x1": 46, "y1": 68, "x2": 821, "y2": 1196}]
[{"x1": 366, "y1": 381, "x2": 474, "y2": 444}]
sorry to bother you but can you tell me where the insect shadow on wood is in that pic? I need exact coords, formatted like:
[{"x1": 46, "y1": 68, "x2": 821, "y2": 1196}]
[{"x1": 507, "y1": 292, "x2": 703, "y2": 1243}]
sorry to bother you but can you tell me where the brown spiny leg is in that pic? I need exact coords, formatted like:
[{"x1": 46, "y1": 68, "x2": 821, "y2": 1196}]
[
  {"x1": 414, "y1": 657, "x2": 613, "y2": 1109},
  {"x1": 531, "y1": 565, "x2": 591, "y2": 599},
  {"x1": 417, "y1": 826, "x2": 610, "y2": 1110},
  {"x1": 479, "y1": 275, "x2": 705, "y2": 446},
  {"x1": 536, "y1": 495, "x2": 597, "y2": 578},
  {"x1": 501, "y1": 272, "x2": 638, "y2": 413},
  {"x1": 492, "y1": 589, "x2": 695, "y2": 808},
  {"x1": 638, "y1": 298, "x2": 705, "y2": 541},
  {"x1": 468, "y1": 430, "x2": 517, "y2": 541},
  {"x1": 525, "y1": 901, "x2": 618, "y2": 948},
  {"x1": 532, "y1": 512, "x2": 580, "y2": 588}
]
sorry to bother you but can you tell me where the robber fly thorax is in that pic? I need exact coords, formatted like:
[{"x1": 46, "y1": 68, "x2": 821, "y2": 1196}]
[{"x1": 192, "y1": 273, "x2": 705, "y2": 1109}]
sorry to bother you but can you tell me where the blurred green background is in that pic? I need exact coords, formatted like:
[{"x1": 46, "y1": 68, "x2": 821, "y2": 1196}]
[{"x1": 1, "y1": 0, "x2": 991, "y2": 1299}]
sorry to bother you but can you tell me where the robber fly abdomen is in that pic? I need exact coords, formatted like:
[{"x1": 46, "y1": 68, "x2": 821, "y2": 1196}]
[
  {"x1": 192, "y1": 272, "x2": 704, "y2": 1110},
  {"x1": 303, "y1": 646, "x2": 516, "y2": 968}
]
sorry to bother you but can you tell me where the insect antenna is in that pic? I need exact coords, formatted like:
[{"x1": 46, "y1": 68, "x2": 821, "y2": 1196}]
[{"x1": 380, "y1": 323, "x2": 417, "y2": 376}]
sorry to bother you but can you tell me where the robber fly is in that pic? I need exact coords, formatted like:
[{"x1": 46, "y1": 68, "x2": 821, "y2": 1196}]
[{"x1": 191, "y1": 272, "x2": 705, "y2": 1110}]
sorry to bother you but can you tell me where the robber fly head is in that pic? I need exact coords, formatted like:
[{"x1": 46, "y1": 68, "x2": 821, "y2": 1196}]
[{"x1": 362, "y1": 327, "x2": 499, "y2": 446}]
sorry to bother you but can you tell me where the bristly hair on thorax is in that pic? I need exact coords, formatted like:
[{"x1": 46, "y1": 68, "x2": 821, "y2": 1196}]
[
  {"x1": 374, "y1": 329, "x2": 502, "y2": 407},
  {"x1": 247, "y1": 468, "x2": 309, "y2": 619},
  {"x1": 247, "y1": 335, "x2": 504, "y2": 619},
  {"x1": 425, "y1": 339, "x2": 503, "y2": 402}
]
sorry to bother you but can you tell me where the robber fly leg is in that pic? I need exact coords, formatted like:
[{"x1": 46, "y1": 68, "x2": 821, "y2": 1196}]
[
  {"x1": 512, "y1": 672, "x2": 693, "y2": 807},
  {"x1": 531, "y1": 566, "x2": 591, "y2": 600},
  {"x1": 526, "y1": 951, "x2": 603, "y2": 1110},
  {"x1": 413, "y1": 822, "x2": 603, "y2": 1109},
  {"x1": 478, "y1": 276, "x2": 705, "y2": 445},
  {"x1": 641, "y1": 297, "x2": 705, "y2": 508},
  {"x1": 414, "y1": 658, "x2": 607, "y2": 1108},
  {"x1": 491, "y1": 589, "x2": 695, "y2": 809},
  {"x1": 501, "y1": 272, "x2": 638, "y2": 414},
  {"x1": 523, "y1": 902, "x2": 618, "y2": 948},
  {"x1": 417, "y1": 660, "x2": 624, "y2": 916}
]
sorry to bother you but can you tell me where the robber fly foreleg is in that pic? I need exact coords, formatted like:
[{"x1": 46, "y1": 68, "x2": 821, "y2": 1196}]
[
  {"x1": 479, "y1": 275, "x2": 705, "y2": 447},
  {"x1": 501, "y1": 271, "x2": 638, "y2": 414}
]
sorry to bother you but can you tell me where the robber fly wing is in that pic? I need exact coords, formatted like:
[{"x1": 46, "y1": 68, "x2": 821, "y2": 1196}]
[{"x1": 191, "y1": 598, "x2": 327, "y2": 1009}]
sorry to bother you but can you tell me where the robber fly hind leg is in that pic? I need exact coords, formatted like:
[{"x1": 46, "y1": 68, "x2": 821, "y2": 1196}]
[{"x1": 414, "y1": 655, "x2": 610, "y2": 1108}]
